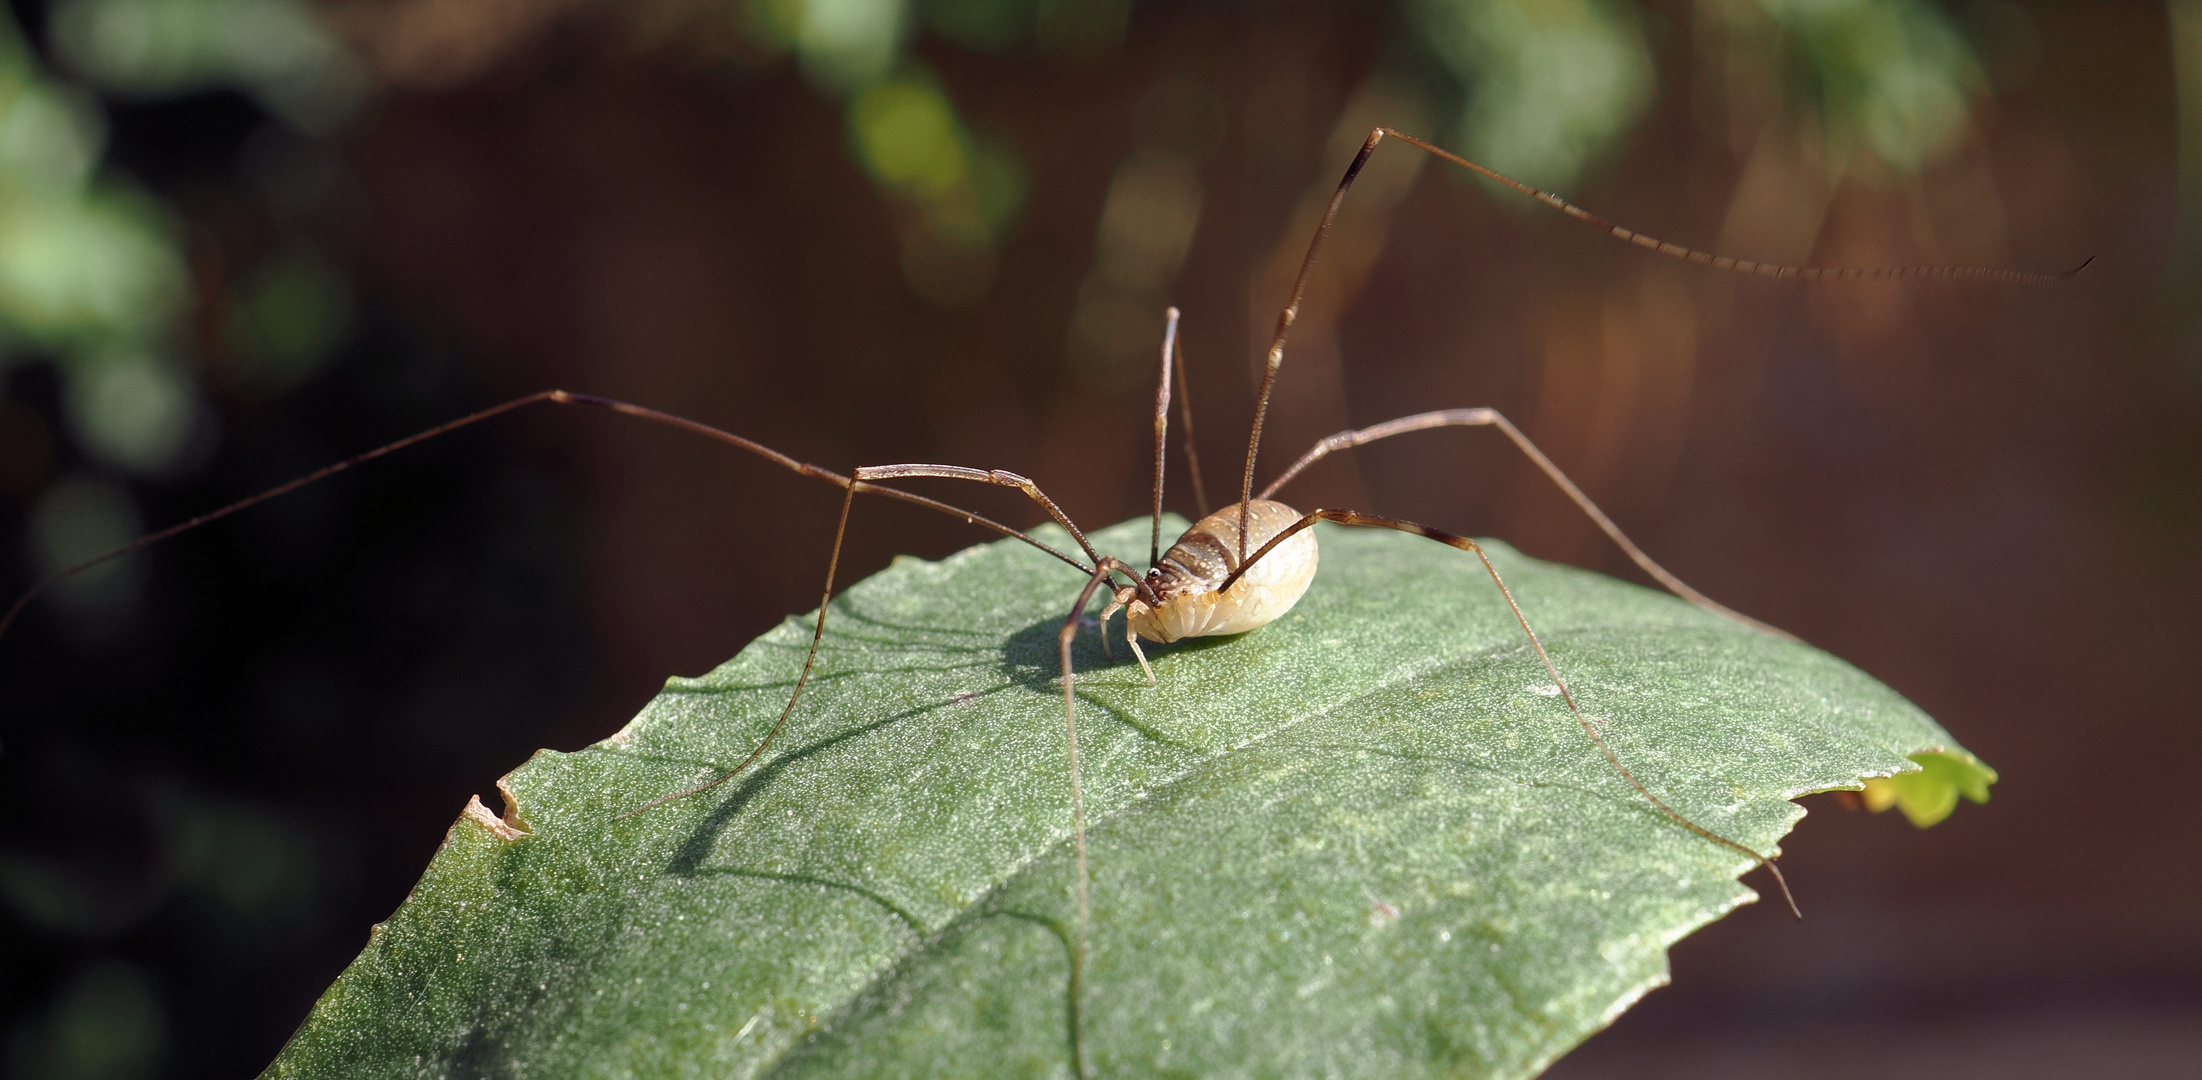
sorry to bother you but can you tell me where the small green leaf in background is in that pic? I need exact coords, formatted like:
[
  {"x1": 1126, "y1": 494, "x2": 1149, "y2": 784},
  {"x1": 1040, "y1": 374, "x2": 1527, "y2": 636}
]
[
  {"x1": 265, "y1": 516, "x2": 1990, "y2": 1079},
  {"x1": 1862, "y1": 749, "x2": 1997, "y2": 827}
]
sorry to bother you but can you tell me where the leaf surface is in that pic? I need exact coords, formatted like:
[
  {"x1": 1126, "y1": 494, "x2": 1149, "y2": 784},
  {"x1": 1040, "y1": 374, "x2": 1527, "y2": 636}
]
[{"x1": 264, "y1": 517, "x2": 1987, "y2": 1079}]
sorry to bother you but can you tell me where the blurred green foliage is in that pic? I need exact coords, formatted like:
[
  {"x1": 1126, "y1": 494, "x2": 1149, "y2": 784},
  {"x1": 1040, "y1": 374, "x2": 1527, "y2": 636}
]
[
  {"x1": 736, "y1": 0, "x2": 1994, "y2": 303},
  {"x1": 846, "y1": 70, "x2": 1028, "y2": 305},
  {"x1": 0, "y1": 0, "x2": 359, "y2": 478},
  {"x1": 0, "y1": 17, "x2": 189, "y2": 475},
  {"x1": 0, "y1": 0, "x2": 2002, "y2": 502},
  {"x1": 22, "y1": 470, "x2": 136, "y2": 622},
  {"x1": 739, "y1": 0, "x2": 1115, "y2": 303},
  {"x1": 223, "y1": 244, "x2": 351, "y2": 388},
  {"x1": 0, "y1": 0, "x2": 357, "y2": 644},
  {"x1": 0, "y1": 789, "x2": 325, "y2": 1079},
  {"x1": 1407, "y1": 0, "x2": 1657, "y2": 191},
  {"x1": 48, "y1": 0, "x2": 363, "y2": 133},
  {"x1": 5, "y1": 962, "x2": 165, "y2": 1080},
  {"x1": 0, "y1": 0, "x2": 2011, "y2": 817},
  {"x1": 1731, "y1": 0, "x2": 1985, "y2": 173}
]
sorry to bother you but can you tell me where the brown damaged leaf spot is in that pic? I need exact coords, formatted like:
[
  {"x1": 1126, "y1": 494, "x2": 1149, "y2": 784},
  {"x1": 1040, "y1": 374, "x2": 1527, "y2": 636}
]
[
  {"x1": 456, "y1": 777, "x2": 532, "y2": 842},
  {"x1": 493, "y1": 776, "x2": 533, "y2": 834},
  {"x1": 458, "y1": 796, "x2": 524, "y2": 841}
]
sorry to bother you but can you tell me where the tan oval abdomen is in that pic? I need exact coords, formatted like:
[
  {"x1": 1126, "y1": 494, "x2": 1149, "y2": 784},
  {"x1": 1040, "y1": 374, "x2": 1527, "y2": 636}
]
[{"x1": 1129, "y1": 500, "x2": 1319, "y2": 642}]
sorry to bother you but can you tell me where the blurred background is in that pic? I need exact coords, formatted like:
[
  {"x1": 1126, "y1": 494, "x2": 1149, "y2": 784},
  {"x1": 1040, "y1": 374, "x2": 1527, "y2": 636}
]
[{"x1": 0, "y1": 0, "x2": 2192, "y2": 1075}]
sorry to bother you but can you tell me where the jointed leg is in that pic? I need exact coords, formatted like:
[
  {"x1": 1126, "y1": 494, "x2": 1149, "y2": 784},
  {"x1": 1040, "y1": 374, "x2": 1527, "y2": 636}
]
[
  {"x1": 854, "y1": 466, "x2": 1154, "y2": 607},
  {"x1": 1097, "y1": 587, "x2": 1156, "y2": 685},
  {"x1": 1141, "y1": 305, "x2": 1213, "y2": 565},
  {"x1": 1228, "y1": 127, "x2": 2089, "y2": 564},
  {"x1": 1055, "y1": 554, "x2": 1144, "y2": 1077},
  {"x1": 0, "y1": 388, "x2": 1134, "y2": 831},
  {"x1": 1222, "y1": 508, "x2": 1800, "y2": 918},
  {"x1": 628, "y1": 454, "x2": 1163, "y2": 816},
  {"x1": 1, "y1": 389, "x2": 1095, "y2": 644},
  {"x1": 634, "y1": 457, "x2": 1151, "y2": 819},
  {"x1": 1258, "y1": 408, "x2": 1794, "y2": 640},
  {"x1": 623, "y1": 482, "x2": 861, "y2": 817},
  {"x1": 844, "y1": 460, "x2": 1179, "y2": 1072},
  {"x1": 1148, "y1": 309, "x2": 1182, "y2": 569}
]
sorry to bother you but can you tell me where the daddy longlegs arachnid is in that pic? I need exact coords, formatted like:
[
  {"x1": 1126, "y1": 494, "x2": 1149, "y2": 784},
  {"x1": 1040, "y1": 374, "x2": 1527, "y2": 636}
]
[{"x1": 3, "y1": 127, "x2": 2085, "y2": 1073}]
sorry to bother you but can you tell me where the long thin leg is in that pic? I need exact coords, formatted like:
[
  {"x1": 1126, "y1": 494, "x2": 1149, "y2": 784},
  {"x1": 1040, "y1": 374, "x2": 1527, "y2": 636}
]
[
  {"x1": 0, "y1": 391, "x2": 1125, "y2": 832},
  {"x1": 623, "y1": 482, "x2": 860, "y2": 816},
  {"x1": 855, "y1": 464, "x2": 1160, "y2": 609},
  {"x1": 1221, "y1": 508, "x2": 1801, "y2": 919},
  {"x1": 1258, "y1": 408, "x2": 1793, "y2": 640},
  {"x1": 636, "y1": 460, "x2": 1154, "y2": 822},
  {"x1": 1098, "y1": 587, "x2": 1156, "y2": 685},
  {"x1": 841, "y1": 458, "x2": 1167, "y2": 987},
  {"x1": 1, "y1": 390, "x2": 1094, "y2": 644},
  {"x1": 1055, "y1": 554, "x2": 1143, "y2": 1079},
  {"x1": 1172, "y1": 320, "x2": 1211, "y2": 518},
  {"x1": 1229, "y1": 127, "x2": 2092, "y2": 565},
  {"x1": 633, "y1": 452, "x2": 1171, "y2": 820},
  {"x1": 1125, "y1": 623, "x2": 1153, "y2": 685},
  {"x1": 1381, "y1": 128, "x2": 2092, "y2": 286},
  {"x1": 1149, "y1": 308, "x2": 1182, "y2": 569}
]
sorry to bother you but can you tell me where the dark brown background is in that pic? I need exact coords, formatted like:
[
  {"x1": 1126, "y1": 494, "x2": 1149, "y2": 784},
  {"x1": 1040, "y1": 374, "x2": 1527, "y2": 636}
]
[{"x1": 2, "y1": 1, "x2": 2196, "y2": 1076}]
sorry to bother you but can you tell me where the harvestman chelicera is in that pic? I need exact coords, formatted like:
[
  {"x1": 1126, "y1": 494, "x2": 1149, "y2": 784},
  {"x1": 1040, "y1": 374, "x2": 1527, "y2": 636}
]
[{"x1": 1, "y1": 127, "x2": 2085, "y2": 1070}]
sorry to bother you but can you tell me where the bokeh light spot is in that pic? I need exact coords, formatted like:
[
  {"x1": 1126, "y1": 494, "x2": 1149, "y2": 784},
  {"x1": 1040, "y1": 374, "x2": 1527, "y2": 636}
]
[{"x1": 63, "y1": 353, "x2": 193, "y2": 473}]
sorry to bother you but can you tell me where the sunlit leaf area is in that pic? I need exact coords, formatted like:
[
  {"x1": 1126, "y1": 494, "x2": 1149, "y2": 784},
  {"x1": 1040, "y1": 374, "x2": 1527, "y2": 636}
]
[
  {"x1": 0, "y1": 1, "x2": 2196, "y2": 1077},
  {"x1": 267, "y1": 519, "x2": 1988, "y2": 1079}
]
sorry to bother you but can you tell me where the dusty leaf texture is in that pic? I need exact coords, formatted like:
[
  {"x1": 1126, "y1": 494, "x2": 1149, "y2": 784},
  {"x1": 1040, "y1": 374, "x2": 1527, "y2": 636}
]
[{"x1": 263, "y1": 516, "x2": 1991, "y2": 1079}]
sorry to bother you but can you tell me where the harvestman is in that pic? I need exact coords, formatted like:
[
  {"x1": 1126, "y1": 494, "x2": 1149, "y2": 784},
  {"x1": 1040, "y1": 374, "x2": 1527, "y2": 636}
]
[{"x1": 2, "y1": 127, "x2": 2084, "y2": 1068}]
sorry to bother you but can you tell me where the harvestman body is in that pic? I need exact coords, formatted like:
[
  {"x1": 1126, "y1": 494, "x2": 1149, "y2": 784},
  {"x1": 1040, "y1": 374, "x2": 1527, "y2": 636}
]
[{"x1": 2, "y1": 127, "x2": 2085, "y2": 1073}]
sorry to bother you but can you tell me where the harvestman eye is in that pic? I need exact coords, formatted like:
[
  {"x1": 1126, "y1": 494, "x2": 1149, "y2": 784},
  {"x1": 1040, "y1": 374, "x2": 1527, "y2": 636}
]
[{"x1": 1, "y1": 126, "x2": 2088, "y2": 1077}]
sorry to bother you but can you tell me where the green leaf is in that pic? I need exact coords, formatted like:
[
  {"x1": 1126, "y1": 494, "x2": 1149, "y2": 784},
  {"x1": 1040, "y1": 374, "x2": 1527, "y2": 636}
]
[
  {"x1": 1862, "y1": 749, "x2": 1997, "y2": 827},
  {"x1": 263, "y1": 515, "x2": 1988, "y2": 1079}
]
